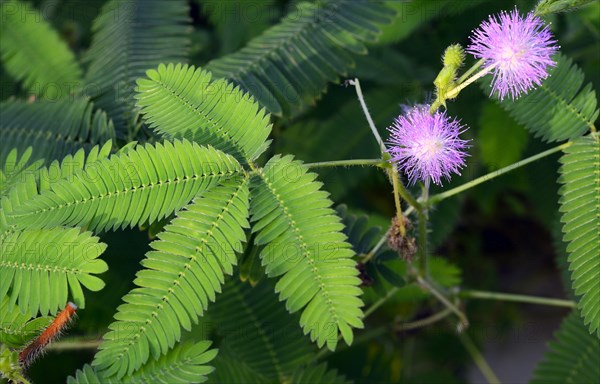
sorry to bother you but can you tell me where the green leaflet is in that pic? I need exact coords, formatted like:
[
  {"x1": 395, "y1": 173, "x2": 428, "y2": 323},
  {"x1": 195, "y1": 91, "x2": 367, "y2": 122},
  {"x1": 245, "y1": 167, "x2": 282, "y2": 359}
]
[
  {"x1": 0, "y1": 295, "x2": 52, "y2": 348},
  {"x1": 484, "y1": 54, "x2": 598, "y2": 142},
  {"x1": 83, "y1": 0, "x2": 190, "y2": 136},
  {"x1": 0, "y1": 148, "x2": 43, "y2": 199},
  {"x1": 250, "y1": 155, "x2": 364, "y2": 351},
  {"x1": 206, "y1": 0, "x2": 394, "y2": 116},
  {"x1": 92, "y1": 179, "x2": 250, "y2": 378},
  {"x1": 135, "y1": 63, "x2": 272, "y2": 164},
  {"x1": 0, "y1": 99, "x2": 115, "y2": 166},
  {"x1": 558, "y1": 135, "x2": 600, "y2": 337},
  {"x1": 7, "y1": 140, "x2": 242, "y2": 232},
  {"x1": 0, "y1": 0, "x2": 82, "y2": 99},
  {"x1": 531, "y1": 311, "x2": 600, "y2": 383},
  {"x1": 70, "y1": 341, "x2": 217, "y2": 384},
  {"x1": 0, "y1": 227, "x2": 108, "y2": 316}
]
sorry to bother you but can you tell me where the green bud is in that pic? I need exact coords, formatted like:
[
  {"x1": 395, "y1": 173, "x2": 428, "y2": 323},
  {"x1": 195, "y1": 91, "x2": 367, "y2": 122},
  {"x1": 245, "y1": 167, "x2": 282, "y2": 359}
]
[{"x1": 443, "y1": 44, "x2": 465, "y2": 69}]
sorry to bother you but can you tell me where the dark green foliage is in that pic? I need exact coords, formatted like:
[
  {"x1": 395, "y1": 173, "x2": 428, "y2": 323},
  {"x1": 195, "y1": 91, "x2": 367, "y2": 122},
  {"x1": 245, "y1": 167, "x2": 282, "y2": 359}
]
[
  {"x1": 83, "y1": 0, "x2": 190, "y2": 136},
  {"x1": 209, "y1": 278, "x2": 313, "y2": 382},
  {"x1": 531, "y1": 311, "x2": 600, "y2": 383},
  {"x1": 0, "y1": 99, "x2": 114, "y2": 166},
  {"x1": 0, "y1": 0, "x2": 82, "y2": 99},
  {"x1": 206, "y1": 0, "x2": 395, "y2": 116}
]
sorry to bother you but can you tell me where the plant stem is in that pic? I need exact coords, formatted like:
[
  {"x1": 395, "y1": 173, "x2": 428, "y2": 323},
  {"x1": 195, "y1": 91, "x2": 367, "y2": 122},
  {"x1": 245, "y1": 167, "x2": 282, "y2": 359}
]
[
  {"x1": 429, "y1": 141, "x2": 572, "y2": 205},
  {"x1": 47, "y1": 338, "x2": 102, "y2": 351},
  {"x1": 392, "y1": 172, "x2": 422, "y2": 211},
  {"x1": 458, "y1": 332, "x2": 501, "y2": 384},
  {"x1": 305, "y1": 158, "x2": 384, "y2": 168},
  {"x1": 456, "y1": 58, "x2": 485, "y2": 85},
  {"x1": 417, "y1": 181, "x2": 430, "y2": 275},
  {"x1": 364, "y1": 287, "x2": 400, "y2": 319},
  {"x1": 395, "y1": 308, "x2": 452, "y2": 331},
  {"x1": 459, "y1": 290, "x2": 576, "y2": 308},
  {"x1": 349, "y1": 78, "x2": 386, "y2": 152},
  {"x1": 417, "y1": 276, "x2": 469, "y2": 329},
  {"x1": 445, "y1": 63, "x2": 496, "y2": 99},
  {"x1": 361, "y1": 228, "x2": 390, "y2": 264}
]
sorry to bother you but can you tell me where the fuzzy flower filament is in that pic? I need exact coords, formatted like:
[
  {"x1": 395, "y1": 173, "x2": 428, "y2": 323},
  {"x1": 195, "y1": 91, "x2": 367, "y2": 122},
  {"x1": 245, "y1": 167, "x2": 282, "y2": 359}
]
[
  {"x1": 387, "y1": 105, "x2": 470, "y2": 186},
  {"x1": 468, "y1": 9, "x2": 559, "y2": 100}
]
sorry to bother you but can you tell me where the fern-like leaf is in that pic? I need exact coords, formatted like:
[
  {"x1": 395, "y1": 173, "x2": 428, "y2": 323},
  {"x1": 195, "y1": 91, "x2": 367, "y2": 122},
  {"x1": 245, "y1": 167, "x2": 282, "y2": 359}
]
[
  {"x1": 558, "y1": 135, "x2": 600, "y2": 337},
  {"x1": 0, "y1": 148, "x2": 43, "y2": 198},
  {"x1": 135, "y1": 63, "x2": 272, "y2": 164},
  {"x1": 83, "y1": 0, "x2": 190, "y2": 136},
  {"x1": 0, "y1": 0, "x2": 83, "y2": 99},
  {"x1": 250, "y1": 155, "x2": 364, "y2": 350},
  {"x1": 206, "y1": 0, "x2": 394, "y2": 116},
  {"x1": 209, "y1": 278, "x2": 313, "y2": 381},
  {"x1": 70, "y1": 341, "x2": 217, "y2": 384},
  {"x1": 0, "y1": 295, "x2": 52, "y2": 348},
  {"x1": 531, "y1": 311, "x2": 600, "y2": 383},
  {"x1": 7, "y1": 140, "x2": 242, "y2": 232},
  {"x1": 92, "y1": 179, "x2": 250, "y2": 378},
  {"x1": 0, "y1": 99, "x2": 115, "y2": 165},
  {"x1": 0, "y1": 227, "x2": 108, "y2": 316},
  {"x1": 485, "y1": 54, "x2": 598, "y2": 142},
  {"x1": 290, "y1": 363, "x2": 351, "y2": 384}
]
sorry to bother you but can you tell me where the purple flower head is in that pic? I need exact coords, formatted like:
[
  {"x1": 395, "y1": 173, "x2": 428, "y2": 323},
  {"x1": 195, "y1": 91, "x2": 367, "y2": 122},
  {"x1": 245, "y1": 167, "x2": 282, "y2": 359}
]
[
  {"x1": 387, "y1": 105, "x2": 470, "y2": 186},
  {"x1": 468, "y1": 9, "x2": 559, "y2": 100}
]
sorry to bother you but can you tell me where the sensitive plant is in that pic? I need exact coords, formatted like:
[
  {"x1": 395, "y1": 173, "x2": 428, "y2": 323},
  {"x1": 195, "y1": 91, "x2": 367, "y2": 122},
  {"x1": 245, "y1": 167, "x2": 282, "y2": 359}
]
[{"x1": 0, "y1": 1, "x2": 598, "y2": 384}]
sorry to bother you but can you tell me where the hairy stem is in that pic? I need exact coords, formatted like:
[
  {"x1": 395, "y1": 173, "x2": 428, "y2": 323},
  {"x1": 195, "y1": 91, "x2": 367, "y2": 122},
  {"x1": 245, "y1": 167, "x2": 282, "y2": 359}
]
[
  {"x1": 458, "y1": 332, "x2": 501, "y2": 384},
  {"x1": 349, "y1": 78, "x2": 386, "y2": 152},
  {"x1": 305, "y1": 158, "x2": 384, "y2": 168},
  {"x1": 428, "y1": 141, "x2": 572, "y2": 205},
  {"x1": 459, "y1": 290, "x2": 576, "y2": 308}
]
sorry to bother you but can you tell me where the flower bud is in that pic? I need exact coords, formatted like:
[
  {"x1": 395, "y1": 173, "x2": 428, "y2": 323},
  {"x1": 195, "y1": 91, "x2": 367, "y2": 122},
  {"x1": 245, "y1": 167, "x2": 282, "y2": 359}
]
[{"x1": 443, "y1": 44, "x2": 465, "y2": 69}]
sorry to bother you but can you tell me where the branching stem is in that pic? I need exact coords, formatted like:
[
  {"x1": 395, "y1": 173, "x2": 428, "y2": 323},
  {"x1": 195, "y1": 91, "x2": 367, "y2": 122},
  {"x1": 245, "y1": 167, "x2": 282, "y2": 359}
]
[
  {"x1": 349, "y1": 78, "x2": 386, "y2": 152},
  {"x1": 459, "y1": 290, "x2": 576, "y2": 308},
  {"x1": 429, "y1": 141, "x2": 572, "y2": 205}
]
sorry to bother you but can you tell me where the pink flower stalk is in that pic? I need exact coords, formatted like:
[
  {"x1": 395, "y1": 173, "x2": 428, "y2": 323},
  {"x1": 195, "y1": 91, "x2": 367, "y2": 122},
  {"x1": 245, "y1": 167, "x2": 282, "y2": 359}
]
[
  {"x1": 387, "y1": 105, "x2": 470, "y2": 186},
  {"x1": 468, "y1": 9, "x2": 559, "y2": 100}
]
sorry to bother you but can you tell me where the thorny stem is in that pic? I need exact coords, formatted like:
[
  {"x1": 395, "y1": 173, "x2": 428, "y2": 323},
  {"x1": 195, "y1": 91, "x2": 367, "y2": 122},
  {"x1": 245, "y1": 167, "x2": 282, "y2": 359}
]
[
  {"x1": 428, "y1": 141, "x2": 573, "y2": 205},
  {"x1": 349, "y1": 78, "x2": 386, "y2": 152},
  {"x1": 459, "y1": 290, "x2": 576, "y2": 308},
  {"x1": 458, "y1": 332, "x2": 502, "y2": 384}
]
